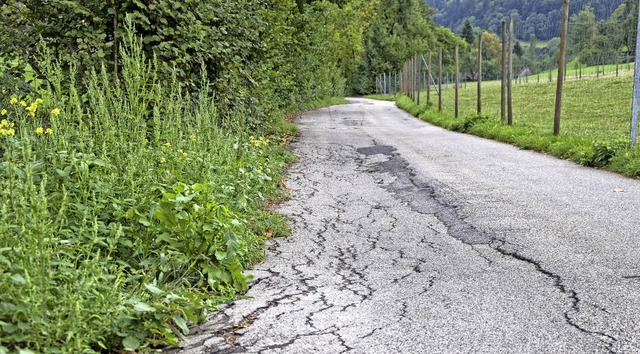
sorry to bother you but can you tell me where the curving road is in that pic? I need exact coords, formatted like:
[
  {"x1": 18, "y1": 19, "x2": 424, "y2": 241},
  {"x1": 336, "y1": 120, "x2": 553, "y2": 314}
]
[{"x1": 172, "y1": 98, "x2": 640, "y2": 353}]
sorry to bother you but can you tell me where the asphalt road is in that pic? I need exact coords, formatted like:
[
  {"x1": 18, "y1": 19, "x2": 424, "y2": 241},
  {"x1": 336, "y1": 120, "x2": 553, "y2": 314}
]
[{"x1": 172, "y1": 98, "x2": 640, "y2": 353}]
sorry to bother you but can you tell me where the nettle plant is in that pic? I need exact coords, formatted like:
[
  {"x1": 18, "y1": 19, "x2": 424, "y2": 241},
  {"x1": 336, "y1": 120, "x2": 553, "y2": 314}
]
[{"x1": 0, "y1": 31, "x2": 285, "y2": 352}]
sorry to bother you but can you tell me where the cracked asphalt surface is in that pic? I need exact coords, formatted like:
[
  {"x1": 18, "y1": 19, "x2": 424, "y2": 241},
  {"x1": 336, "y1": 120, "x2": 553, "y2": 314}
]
[{"x1": 171, "y1": 98, "x2": 640, "y2": 353}]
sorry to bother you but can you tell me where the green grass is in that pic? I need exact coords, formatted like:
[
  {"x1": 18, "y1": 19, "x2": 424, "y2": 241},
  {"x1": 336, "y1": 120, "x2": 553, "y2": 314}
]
[
  {"x1": 424, "y1": 72, "x2": 633, "y2": 141},
  {"x1": 388, "y1": 70, "x2": 640, "y2": 177},
  {"x1": 0, "y1": 33, "x2": 300, "y2": 352},
  {"x1": 364, "y1": 93, "x2": 399, "y2": 101},
  {"x1": 300, "y1": 97, "x2": 349, "y2": 109},
  {"x1": 527, "y1": 61, "x2": 635, "y2": 82}
]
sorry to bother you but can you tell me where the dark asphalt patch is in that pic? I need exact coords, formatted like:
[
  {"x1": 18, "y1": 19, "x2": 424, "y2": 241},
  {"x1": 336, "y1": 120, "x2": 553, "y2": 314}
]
[
  {"x1": 356, "y1": 145, "x2": 396, "y2": 156},
  {"x1": 359, "y1": 145, "x2": 493, "y2": 245}
]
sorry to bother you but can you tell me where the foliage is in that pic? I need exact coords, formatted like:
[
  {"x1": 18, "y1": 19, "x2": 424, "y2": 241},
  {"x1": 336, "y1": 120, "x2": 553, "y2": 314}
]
[
  {"x1": 586, "y1": 140, "x2": 630, "y2": 168},
  {"x1": 0, "y1": 0, "x2": 353, "y2": 128},
  {"x1": 460, "y1": 19, "x2": 475, "y2": 44},
  {"x1": 0, "y1": 32, "x2": 299, "y2": 352},
  {"x1": 353, "y1": 0, "x2": 441, "y2": 94},
  {"x1": 450, "y1": 114, "x2": 490, "y2": 132},
  {"x1": 428, "y1": 1, "x2": 637, "y2": 77},
  {"x1": 426, "y1": 0, "x2": 625, "y2": 41}
]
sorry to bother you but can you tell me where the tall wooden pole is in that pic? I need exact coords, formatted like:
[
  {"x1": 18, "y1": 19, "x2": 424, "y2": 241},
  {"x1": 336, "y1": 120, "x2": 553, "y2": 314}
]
[
  {"x1": 438, "y1": 47, "x2": 443, "y2": 112},
  {"x1": 412, "y1": 57, "x2": 416, "y2": 100},
  {"x1": 477, "y1": 33, "x2": 483, "y2": 114},
  {"x1": 554, "y1": 0, "x2": 570, "y2": 136},
  {"x1": 416, "y1": 54, "x2": 421, "y2": 106},
  {"x1": 427, "y1": 51, "x2": 432, "y2": 105},
  {"x1": 501, "y1": 21, "x2": 507, "y2": 124},
  {"x1": 455, "y1": 44, "x2": 459, "y2": 118},
  {"x1": 507, "y1": 17, "x2": 514, "y2": 125}
]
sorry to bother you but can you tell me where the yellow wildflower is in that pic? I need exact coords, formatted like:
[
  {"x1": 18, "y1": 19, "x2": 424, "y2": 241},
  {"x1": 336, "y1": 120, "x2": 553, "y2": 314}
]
[
  {"x1": 20, "y1": 101, "x2": 27, "y2": 107},
  {"x1": 163, "y1": 142, "x2": 171, "y2": 147},
  {"x1": 177, "y1": 149, "x2": 183, "y2": 154},
  {"x1": 160, "y1": 157, "x2": 166, "y2": 163},
  {"x1": 182, "y1": 152, "x2": 188, "y2": 157},
  {"x1": 0, "y1": 119, "x2": 7, "y2": 127},
  {"x1": 7, "y1": 128, "x2": 15, "y2": 136},
  {"x1": 1, "y1": 109, "x2": 6, "y2": 116},
  {"x1": 45, "y1": 128, "x2": 53, "y2": 135},
  {"x1": 190, "y1": 135, "x2": 196, "y2": 141},
  {"x1": 35, "y1": 127, "x2": 44, "y2": 135},
  {"x1": 26, "y1": 103, "x2": 37, "y2": 117},
  {"x1": 51, "y1": 108, "x2": 61, "y2": 117},
  {"x1": 10, "y1": 97, "x2": 18, "y2": 105},
  {"x1": 34, "y1": 98, "x2": 43, "y2": 105}
]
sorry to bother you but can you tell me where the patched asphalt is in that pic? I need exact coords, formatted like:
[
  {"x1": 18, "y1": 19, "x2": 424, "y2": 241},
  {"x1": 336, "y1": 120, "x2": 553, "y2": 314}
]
[{"x1": 168, "y1": 98, "x2": 640, "y2": 353}]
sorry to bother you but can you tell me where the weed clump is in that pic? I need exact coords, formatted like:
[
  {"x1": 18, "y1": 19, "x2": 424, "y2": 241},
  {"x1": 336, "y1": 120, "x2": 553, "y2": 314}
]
[{"x1": 0, "y1": 33, "x2": 295, "y2": 352}]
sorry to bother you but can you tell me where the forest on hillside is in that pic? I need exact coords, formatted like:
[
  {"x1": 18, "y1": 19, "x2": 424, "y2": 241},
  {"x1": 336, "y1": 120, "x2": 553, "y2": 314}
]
[{"x1": 426, "y1": 0, "x2": 625, "y2": 40}]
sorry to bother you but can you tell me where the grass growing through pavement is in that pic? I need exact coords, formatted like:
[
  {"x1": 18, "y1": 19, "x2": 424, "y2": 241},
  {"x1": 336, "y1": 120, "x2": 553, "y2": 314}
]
[
  {"x1": 390, "y1": 69, "x2": 640, "y2": 177},
  {"x1": 0, "y1": 32, "x2": 347, "y2": 352}
]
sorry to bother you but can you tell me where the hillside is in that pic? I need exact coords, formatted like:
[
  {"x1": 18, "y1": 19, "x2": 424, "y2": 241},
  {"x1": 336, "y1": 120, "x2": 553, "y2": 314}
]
[{"x1": 426, "y1": 0, "x2": 624, "y2": 40}]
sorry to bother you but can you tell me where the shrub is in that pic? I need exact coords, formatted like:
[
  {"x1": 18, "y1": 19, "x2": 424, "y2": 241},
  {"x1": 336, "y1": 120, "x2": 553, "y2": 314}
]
[{"x1": 0, "y1": 33, "x2": 292, "y2": 352}]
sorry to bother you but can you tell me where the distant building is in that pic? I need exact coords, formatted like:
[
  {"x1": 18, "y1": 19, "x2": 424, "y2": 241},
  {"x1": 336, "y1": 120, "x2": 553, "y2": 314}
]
[{"x1": 518, "y1": 68, "x2": 532, "y2": 78}]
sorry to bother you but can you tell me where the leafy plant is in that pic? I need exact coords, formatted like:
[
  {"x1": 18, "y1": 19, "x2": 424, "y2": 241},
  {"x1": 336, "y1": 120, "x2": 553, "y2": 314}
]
[
  {"x1": 0, "y1": 29, "x2": 299, "y2": 352},
  {"x1": 586, "y1": 140, "x2": 629, "y2": 168}
]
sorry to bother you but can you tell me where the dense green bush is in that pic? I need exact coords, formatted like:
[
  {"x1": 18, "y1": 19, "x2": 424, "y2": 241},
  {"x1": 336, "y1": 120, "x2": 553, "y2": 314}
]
[{"x1": 0, "y1": 34, "x2": 296, "y2": 352}]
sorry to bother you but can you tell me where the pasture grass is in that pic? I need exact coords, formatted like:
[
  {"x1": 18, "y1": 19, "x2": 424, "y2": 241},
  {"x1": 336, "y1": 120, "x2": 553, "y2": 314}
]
[{"x1": 429, "y1": 71, "x2": 633, "y2": 141}]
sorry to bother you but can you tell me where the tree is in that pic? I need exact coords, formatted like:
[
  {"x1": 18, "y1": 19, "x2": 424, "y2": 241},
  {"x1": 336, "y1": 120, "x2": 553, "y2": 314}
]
[
  {"x1": 355, "y1": 0, "x2": 440, "y2": 94},
  {"x1": 426, "y1": 0, "x2": 624, "y2": 41},
  {"x1": 569, "y1": 5, "x2": 597, "y2": 64},
  {"x1": 0, "y1": 0, "x2": 366, "y2": 125},
  {"x1": 477, "y1": 31, "x2": 502, "y2": 80},
  {"x1": 609, "y1": 0, "x2": 638, "y2": 55},
  {"x1": 460, "y1": 19, "x2": 475, "y2": 44},
  {"x1": 514, "y1": 41, "x2": 524, "y2": 58}
]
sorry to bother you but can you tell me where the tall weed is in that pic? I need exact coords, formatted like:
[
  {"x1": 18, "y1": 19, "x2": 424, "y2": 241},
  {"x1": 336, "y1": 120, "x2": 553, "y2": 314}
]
[{"x1": 0, "y1": 30, "x2": 290, "y2": 351}]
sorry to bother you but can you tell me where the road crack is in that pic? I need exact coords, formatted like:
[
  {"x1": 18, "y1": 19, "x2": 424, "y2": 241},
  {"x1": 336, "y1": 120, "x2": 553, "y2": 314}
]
[{"x1": 357, "y1": 143, "x2": 618, "y2": 351}]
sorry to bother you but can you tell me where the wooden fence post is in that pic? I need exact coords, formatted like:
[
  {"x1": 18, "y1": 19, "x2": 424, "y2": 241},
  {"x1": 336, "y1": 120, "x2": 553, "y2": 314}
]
[
  {"x1": 427, "y1": 51, "x2": 432, "y2": 105},
  {"x1": 554, "y1": 0, "x2": 570, "y2": 136},
  {"x1": 455, "y1": 44, "x2": 459, "y2": 118},
  {"x1": 438, "y1": 47, "x2": 443, "y2": 112},
  {"x1": 501, "y1": 21, "x2": 507, "y2": 124},
  {"x1": 508, "y1": 17, "x2": 514, "y2": 125},
  {"x1": 477, "y1": 33, "x2": 483, "y2": 114}
]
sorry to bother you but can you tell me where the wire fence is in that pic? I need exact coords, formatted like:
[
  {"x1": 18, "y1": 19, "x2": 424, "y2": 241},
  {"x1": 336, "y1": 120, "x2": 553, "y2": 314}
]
[{"x1": 376, "y1": 2, "x2": 640, "y2": 144}]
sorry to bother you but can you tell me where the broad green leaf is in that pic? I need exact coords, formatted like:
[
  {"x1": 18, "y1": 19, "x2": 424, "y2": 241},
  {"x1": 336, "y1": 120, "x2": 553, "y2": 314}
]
[
  {"x1": 144, "y1": 283, "x2": 163, "y2": 295},
  {"x1": 132, "y1": 301, "x2": 155, "y2": 313},
  {"x1": 172, "y1": 315, "x2": 189, "y2": 335},
  {"x1": 122, "y1": 336, "x2": 140, "y2": 351},
  {"x1": 10, "y1": 273, "x2": 26, "y2": 284}
]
